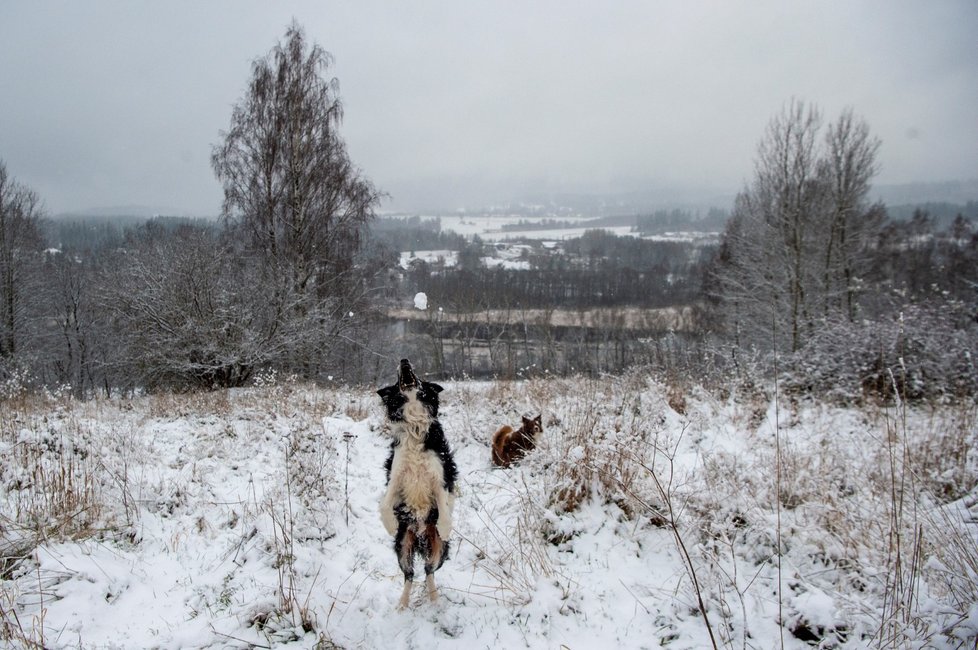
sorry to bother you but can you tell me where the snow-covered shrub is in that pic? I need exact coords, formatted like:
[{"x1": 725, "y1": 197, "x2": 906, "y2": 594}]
[
  {"x1": 922, "y1": 493, "x2": 978, "y2": 644},
  {"x1": 0, "y1": 362, "x2": 34, "y2": 407},
  {"x1": 783, "y1": 301, "x2": 978, "y2": 403},
  {"x1": 2, "y1": 428, "x2": 103, "y2": 542},
  {"x1": 467, "y1": 468, "x2": 568, "y2": 606},
  {"x1": 251, "y1": 368, "x2": 279, "y2": 389},
  {"x1": 902, "y1": 402, "x2": 978, "y2": 502},
  {"x1": 283, "y1": 423, "x2": 338, "y2": 542},
  {"x1": 544, "y1": 375, "x2": 657, "y2": 522}
]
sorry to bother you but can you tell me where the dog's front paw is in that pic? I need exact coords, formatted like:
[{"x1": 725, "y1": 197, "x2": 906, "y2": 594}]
[
  {"x1": 381, "y1": 506, "x2": 397, "y2": 536},
  {"x1": 436, "y1": 515, "x2": 452, "y2": 540}
]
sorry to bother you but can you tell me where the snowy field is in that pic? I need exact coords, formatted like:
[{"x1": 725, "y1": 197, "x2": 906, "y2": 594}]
[
  {"x1": 398, "y1": 245, "x2": 533, "y2": 271},
  {"x1": 1, "y1": 373, "x2": 977, "y2": 649},
  {"x1": 430, "y1": 214, "x2": 718, "y2": 244},
  {"x1": 394, "y1": 215, "x2": 718, "y2": 274},
  {"x1": 431, "y1": 215, "x2": 637, "y2": 242}
]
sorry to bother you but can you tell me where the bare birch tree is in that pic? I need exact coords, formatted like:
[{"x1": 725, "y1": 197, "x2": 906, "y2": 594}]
[
  {"x1": 821, "y1": 108, "x2": 883, "y2": 319},
  {"x1": 34, "y1": 251, "x2": 102, "y2": 397},
  {"x1": 709, "y1": 100, "x2": 881, "y2": 352},
  {"x1": 0, "y1": 160, "x2": 44, "y2": 362},
  {"x1": 208, "y1": 22, "x2": 383, "y2": 379},
  {"x1": 211, "y1": 21, "x2": 381, "y2": 302}
]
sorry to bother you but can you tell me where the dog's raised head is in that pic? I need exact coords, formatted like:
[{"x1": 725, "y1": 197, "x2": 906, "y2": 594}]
[
  {"x1": 521, "y1": 414, "x2": 543, "y2": 439},
  {"x1": 377, "y1": 358, "x2": 444, "y2": 425}
]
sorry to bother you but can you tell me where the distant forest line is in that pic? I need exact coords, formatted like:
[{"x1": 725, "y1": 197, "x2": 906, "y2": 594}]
[
  {"x1": 43, "y1": 199, "x2": 977, "y2": 254},
  {"x1": 11, "y1": 198, "x2": 972, "y2": 395}
]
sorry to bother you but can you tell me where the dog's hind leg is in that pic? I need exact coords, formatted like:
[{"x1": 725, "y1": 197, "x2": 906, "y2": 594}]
[
  {"x1": 422, "y1": 524, "x2": 448, "y2": 603},
  {"x1": 395, "y1": 526, "x2": 417, "y2": 609},
  {"x1": 399, "y1": 577, "x2": 414, "y2": 609},
  {"x1": 424, "y1": 573, "x2": 438, "y2": 603}
]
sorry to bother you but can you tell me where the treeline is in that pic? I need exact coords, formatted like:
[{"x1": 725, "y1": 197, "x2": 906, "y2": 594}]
[
  {"x1": 885, "y1": 201, "x2": 978, "y2": 227},
  {"x1": 0, "y1": 216, "x2": 391, "y2": 396},
  {"x1": 634, "y1": 208, "x2": 729, "y2": 234},
  {"x1": 43, "y1": 215, "x2": 218, "y2": 252},
  {"x1": 369, "y1": 216, "x2": 467, "y2": 253},
  {"x1": 868, "y1": 211, "x2": 978, "y2": 302},
  {"x1": 500, "y1": 218, "x2": 578, "y2": 232},
  {"x1": 4, "y1": 176, "x2": 976, "y2": 396},
  {"x1": 406, "y1": 266, "x2": 699, "y2": 310},
  {"x1": 401, "y1": 230, "x2": 712, "y2": 309}
]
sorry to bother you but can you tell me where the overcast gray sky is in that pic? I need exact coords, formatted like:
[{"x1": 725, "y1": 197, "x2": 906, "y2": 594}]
[{"x1": 1, "y1": 1, "x2": 976, "y2": 215}]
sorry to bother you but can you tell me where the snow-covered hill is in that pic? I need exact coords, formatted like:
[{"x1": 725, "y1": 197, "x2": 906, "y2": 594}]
[{"x1": 1, "y1": 373, "x2": 976, "y2": 648}]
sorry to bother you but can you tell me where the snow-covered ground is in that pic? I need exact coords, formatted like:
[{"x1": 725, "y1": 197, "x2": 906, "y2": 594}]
[
  {"x1": 428, "y1": 214, "x2": 719, "y2": 244},
  {"x1": 394, "y1": 220, "x2": 717, "y2": 274},
  {"x1": 434, "y1": 215, "x2": 617, "y2": 241},
  {"x1": 399, "y1": 250, "x2": 458, "y2": 270},
  {"x1": 1, "y1": 374, "x2": 976, "y2": 649},
  {"x1": 399, "y1": 244, "x2": 534, "y2": 271}
]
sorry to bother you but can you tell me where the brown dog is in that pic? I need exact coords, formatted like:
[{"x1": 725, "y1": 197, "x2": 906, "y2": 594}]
[{"x1": 491, "y1": 414, "x2": 543, "y2": 468}]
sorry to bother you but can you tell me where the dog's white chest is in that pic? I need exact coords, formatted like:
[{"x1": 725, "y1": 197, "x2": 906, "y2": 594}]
[{"x1": 389, "y1": 436, "x2": 444, "y2": 517}]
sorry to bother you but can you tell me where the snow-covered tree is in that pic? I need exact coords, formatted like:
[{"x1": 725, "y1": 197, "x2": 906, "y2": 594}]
[
  {"x1": 821, "y1": 108, "x2": 883, "y2": 320},
  {"x1": 102, "y1": 222, "x2": 290, "y2": 389},
  {"x1": 31, "y1": 251, "x2": 104, "y2": 397},
  {"x1": 211, "y1": 21, "x2": 381, "y2": 302},
  {"x1": 708, "y1": 100, "x2": 882, "y2": 352},
  {"x1": 0, "y1": 160, "x2": 44, "y2": 361}
]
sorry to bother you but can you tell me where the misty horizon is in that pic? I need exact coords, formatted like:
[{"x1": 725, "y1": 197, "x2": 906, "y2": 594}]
[{"x1": 45, "y1": 176, "x2": 978, "y2": 222}]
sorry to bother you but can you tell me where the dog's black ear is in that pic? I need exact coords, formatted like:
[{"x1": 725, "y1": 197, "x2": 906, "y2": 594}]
[
  {"x1": 377, "y1": 385, "x2": 396, "y2": 399},
  {"x1": 425, "y1": 381, "x2": 444, "y2": 394}
]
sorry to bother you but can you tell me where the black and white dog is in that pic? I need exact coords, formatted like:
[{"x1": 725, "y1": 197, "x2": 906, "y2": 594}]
[{"x1": 377, "y1": 358, "x2": 458, "y2": 608}]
